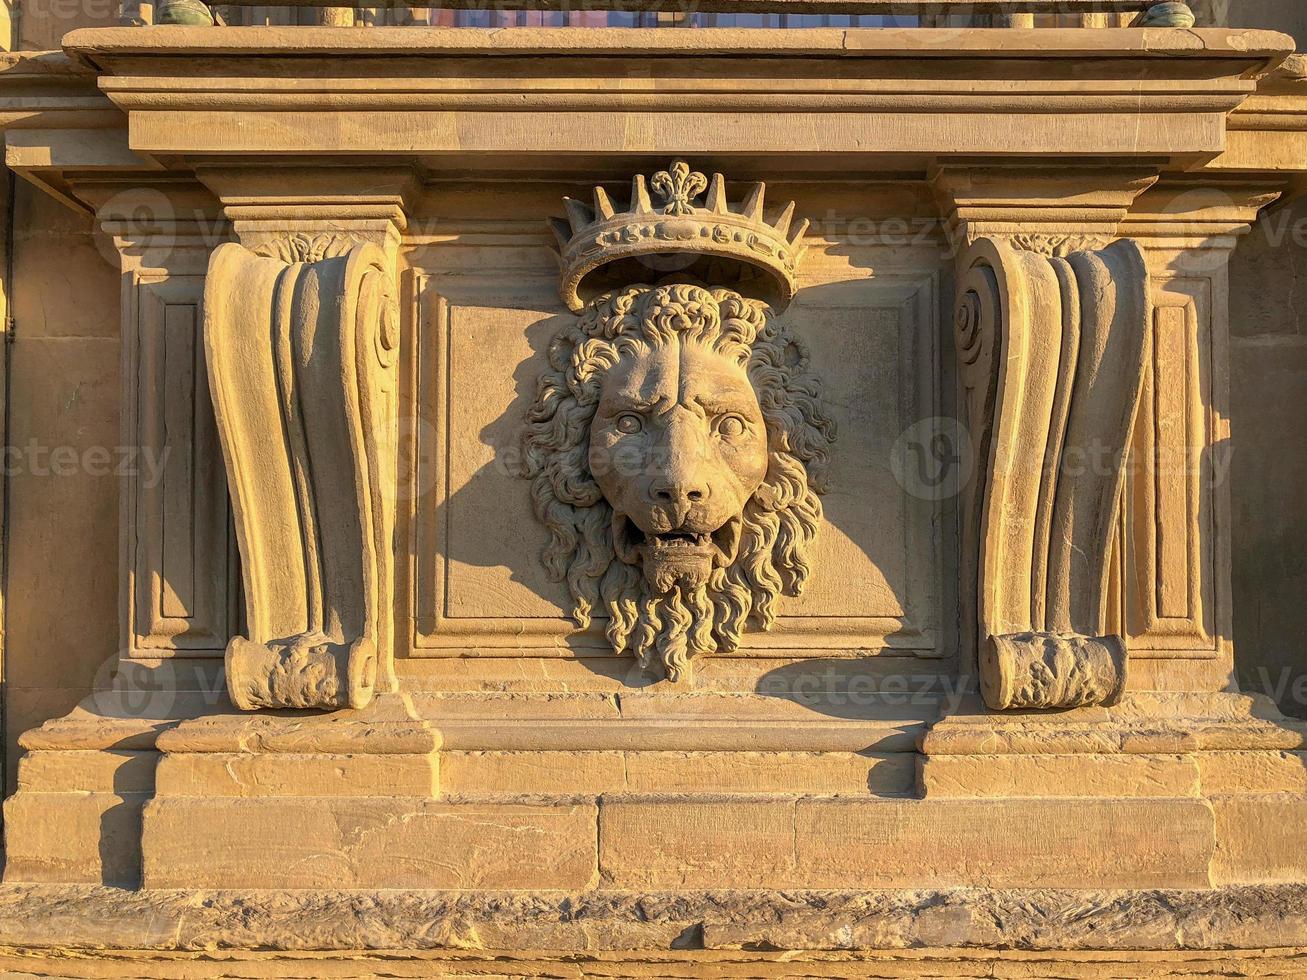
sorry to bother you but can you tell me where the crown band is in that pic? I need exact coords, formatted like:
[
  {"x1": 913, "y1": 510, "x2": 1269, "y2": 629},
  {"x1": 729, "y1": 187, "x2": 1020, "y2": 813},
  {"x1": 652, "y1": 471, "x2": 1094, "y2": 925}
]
[{"x1": 550, "y1": 161, "x2": 810, "y2": 313}]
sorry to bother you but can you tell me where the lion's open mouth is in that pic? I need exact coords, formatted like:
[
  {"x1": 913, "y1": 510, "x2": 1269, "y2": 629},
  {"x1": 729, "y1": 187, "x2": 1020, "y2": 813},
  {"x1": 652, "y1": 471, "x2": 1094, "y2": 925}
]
[
  {"x1": 650, "y1": 530, "x2": 711, "y2": 549},
  {"x1": 612, "y1": 512, "x2": 742, "y2": 571}
]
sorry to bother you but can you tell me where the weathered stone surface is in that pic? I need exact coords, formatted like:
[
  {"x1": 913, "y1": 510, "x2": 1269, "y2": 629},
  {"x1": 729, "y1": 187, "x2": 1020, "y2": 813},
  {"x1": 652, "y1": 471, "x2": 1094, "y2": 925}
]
[
  {"x1": 142, "y1": 799, "x2": 599, "y2": 890},
  {"x1": 3, "y1": 19, "x2": 1307, "y2": 973},
  {"x1": 600, "y1": 797, "x2": 1214, "y2": 889},
  {"x1": 154, "y1": 752, "x2": 439, "y2": 798},
  {"x1": 1211, "y1": 795, "x2": 1307, "y2": 884},
  {"x1": 0, "y1": 883, "x2": 1306, "y2": 954},
  {"x1": 442, "y1": 750, "x2": 910, "y2": 796},
  {"x1": 1199, "y1": 750, "x2": 1307, "y2": 794},
  {"x1": 3, "y1": 946, "x2": 1307, "y2": 979},
  {"x1": 2, "y1": 792, "x2": 146, "y2": 886},
  {"x1": 920, "y1": 752, "x2": 1200, "y2": 798}
]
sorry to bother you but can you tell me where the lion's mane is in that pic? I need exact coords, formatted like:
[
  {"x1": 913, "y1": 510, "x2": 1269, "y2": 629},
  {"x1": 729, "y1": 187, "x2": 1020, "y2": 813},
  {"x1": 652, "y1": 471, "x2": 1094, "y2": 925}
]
[{"x1": 520, "y1": 282, "x2": 835, "y2": 680}]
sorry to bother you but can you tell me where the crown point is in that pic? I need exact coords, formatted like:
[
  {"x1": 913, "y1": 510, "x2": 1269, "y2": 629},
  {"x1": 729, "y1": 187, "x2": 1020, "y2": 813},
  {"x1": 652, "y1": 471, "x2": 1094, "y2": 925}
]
[
  {"x1": 790, "y1": 217, "x2": 811, "y2": 247},
  {"x1": 564, "y1": 197, "x2": 594, "y2": 234},
  {"x1": 706, "y1": 173, "x2": 728, "y2": 214},
  {"x1": 632, "y1": 175, "x2": 653, "y2": 215},
  {"x1": 593, "y1": 186, "x2": 616, "y2": 221},
  {"x1": 548, "y1": 216, "x2": 572, "y2": 253},
  {"x1": 743, "y1": 183, "x2": 766, "y2": 221},
  {"x1": 774, "y1": 201, "x2": 796, "y2": 239}
]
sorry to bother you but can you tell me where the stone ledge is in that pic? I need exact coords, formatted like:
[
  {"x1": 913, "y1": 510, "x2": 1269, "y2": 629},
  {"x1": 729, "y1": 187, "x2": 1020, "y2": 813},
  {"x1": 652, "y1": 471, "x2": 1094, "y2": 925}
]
[
  {"x1": 59, "y1": 26, "x2": 1296, "y2": 61},
  {"x1": 3, "y1": 947, "x2": 1307, "y2": 980},
  {"x1": 3, "y1": 948, "x2": 1307, "y2": 980},
  {"x1": 1, "y1": 884, "x2": 1306, "y2": 953}
]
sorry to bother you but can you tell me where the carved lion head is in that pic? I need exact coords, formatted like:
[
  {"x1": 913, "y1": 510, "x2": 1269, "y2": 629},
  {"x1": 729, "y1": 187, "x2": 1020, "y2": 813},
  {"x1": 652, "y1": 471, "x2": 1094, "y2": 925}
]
[{"x1": 521, "y1": 282, "x2": 835, "y2": 681}]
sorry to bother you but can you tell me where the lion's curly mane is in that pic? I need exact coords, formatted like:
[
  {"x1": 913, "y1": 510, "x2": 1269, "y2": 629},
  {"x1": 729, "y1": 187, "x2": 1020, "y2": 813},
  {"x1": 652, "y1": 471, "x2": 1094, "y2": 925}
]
[{"x1": 520, "y1": 282, "x2": 835, "y2": 680}]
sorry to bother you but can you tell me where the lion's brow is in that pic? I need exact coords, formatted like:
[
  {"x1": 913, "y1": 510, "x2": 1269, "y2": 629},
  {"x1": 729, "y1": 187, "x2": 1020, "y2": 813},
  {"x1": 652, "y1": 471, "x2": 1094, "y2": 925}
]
[
  {"x1": 691, "y1": 393, "x2": 755, "y2": 416},
  {"x1": 602, "y1": 392, "x2": 662, "y2": 413}
]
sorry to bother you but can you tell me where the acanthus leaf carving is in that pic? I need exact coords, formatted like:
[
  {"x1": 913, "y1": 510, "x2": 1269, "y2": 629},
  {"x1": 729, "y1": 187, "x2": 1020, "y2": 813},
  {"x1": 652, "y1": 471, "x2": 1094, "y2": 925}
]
[
  {"x1": 1006, "y1": 232, "x2": 1112, "y2": 257},
  {"x1": 252, "y1": 232, "x2": 364, "y2": 265},
  {"x1": 203, "y1": 238, "x2": 399, "y2": 711}
]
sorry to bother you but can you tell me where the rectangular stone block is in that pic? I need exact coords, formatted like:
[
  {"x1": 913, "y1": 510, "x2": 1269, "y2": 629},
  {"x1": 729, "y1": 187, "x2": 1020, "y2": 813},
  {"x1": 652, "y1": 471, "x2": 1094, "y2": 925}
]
[
  {"x1": 3, "y1": 791, "x2": 146, "y2": 887},
  {"x1": 154, "y1": 752, "x2": 439, "y2": 798},
  {"x1": 17, "y1": 749, "x2": 155, "y2": 794},
  {"x1": 793, "y1": 798, "x2": 1215, "y2": 889},
  {"x1": 920, "y1": 753, "x2": 1200, "y2": 799},
  {"x1": 623, "y1": 752, "x2": 912, "y2": 796},
  {"x1": 600, "y1": 797, "x2": 1214, "y2": 889},
  {"x1": 441, "y1": 750, "x2": 912, "y2": 797},
  {"x1": 1211, "y1": 795, "x2": 1307, "y2": 885},
  {"x1": 1199, "y1": 751, "x2": 1307, "y2": 795},
  {"x1": 142, "y1": 798, "x2": 598, "y2": 889},
  {"x1": 442, "y1": 750, "x2": 627, "y2": 796}
]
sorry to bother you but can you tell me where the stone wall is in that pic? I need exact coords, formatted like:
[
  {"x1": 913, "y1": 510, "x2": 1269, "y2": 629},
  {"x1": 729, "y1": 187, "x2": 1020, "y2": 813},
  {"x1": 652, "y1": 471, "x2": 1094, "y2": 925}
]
[
  {"x1": 2, "y1": 184, "x2": 121, "y2": 795},
  {"x1": 1198, "y1": 0, "x2": 1307, "y2": 45},
  {"x1": 0, "y1": 0, "x2": 122, "y2": 799},
  {"x1": 2, "y1": 1, "x2": 1307, "y2": 794},
  {"x1": 1229, "y1": 200, "x2": 1307, "y2": 717},
  {"x1": 1213, "y1": 0, "x2": 1307, "y2": 720}
]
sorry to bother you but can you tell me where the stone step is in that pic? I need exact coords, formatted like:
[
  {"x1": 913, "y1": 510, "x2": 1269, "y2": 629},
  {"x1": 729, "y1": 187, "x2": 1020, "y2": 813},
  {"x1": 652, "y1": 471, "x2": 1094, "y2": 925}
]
[
  {"x1": 413, "y1": 689, "x2": 945, "y2": 722},
  {"x1": 440, "y1": 749, "x2": 915, "y2": 796},
  {"x1": 136, "y1": 792, "x2": 1226, "y2": 891},
  {"x1": 436, "y1": 718, "x2": 924, "y2": 753},
  {"x1": 416, "y1": 691, "x2": 936, "y2": 756}
]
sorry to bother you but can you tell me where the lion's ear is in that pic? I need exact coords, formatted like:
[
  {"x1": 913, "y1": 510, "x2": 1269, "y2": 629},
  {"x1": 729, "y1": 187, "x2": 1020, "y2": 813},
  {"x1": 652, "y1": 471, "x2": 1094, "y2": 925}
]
[{"x1": 546, "y1": 331, "x2": 578, "y2": 372}]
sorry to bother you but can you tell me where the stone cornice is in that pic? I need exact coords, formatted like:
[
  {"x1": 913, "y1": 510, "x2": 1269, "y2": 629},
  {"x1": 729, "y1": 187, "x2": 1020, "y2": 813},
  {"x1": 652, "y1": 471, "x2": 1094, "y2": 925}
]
[
  {"x1": 0, "y1": 29, "x2": 1300, "y2": 217},
  {"x1": 0, "y1": 28, "x2": 1295, "y2": 214},
  {"x1": 49, "y1": 27, "x2": 1290, "y2": 167},
  {"x1": 0, "y1": 51, "x2": 116, "y2": 130},
  {"x1": 61, "y1": 25, "x2": 1293, "y2": 62}
]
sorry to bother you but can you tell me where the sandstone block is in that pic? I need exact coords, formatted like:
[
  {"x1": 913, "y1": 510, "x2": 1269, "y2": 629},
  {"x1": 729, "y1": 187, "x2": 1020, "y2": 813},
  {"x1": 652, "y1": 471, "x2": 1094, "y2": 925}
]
[
  {"x1": 600, "y1": 796, "x2": 1214, "y2": 889},
  {"x1": 4, "y1": 791, "x2": 146, "y2": 886},
  {"x1": 154, "y1": 752, "x2": 439, "y2": 798},
  {"x1": 920, "y1": 753, "x2": 1199, "y2": 799},
  {"x1": 142, "y1": 798, "x2": 598, "y2": 889},
  {"x1": 1211, "y1": 795, "x2": 1307, "y2": 885}
]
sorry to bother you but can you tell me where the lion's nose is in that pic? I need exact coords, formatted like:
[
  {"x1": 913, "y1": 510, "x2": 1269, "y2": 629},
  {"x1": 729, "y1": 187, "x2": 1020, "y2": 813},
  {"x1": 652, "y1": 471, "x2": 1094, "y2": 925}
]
[{"x1": 651, "y1": 479, "x2": 708, "y2": 512}]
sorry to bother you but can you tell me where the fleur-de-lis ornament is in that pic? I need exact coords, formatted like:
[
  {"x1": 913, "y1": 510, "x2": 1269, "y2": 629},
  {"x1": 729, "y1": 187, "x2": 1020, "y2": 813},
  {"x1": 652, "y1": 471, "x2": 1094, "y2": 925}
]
[{"x1": 651, "y1": 160, "x2": 708, "y2": 217}]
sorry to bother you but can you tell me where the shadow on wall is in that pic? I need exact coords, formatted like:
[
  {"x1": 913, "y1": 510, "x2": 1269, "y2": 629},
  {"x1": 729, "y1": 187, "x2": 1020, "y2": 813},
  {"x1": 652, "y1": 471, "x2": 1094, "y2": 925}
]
[
  {"x1": 428, "y1": 275, "x2": 932, "y2": 683},
  {"x1": 1228, "y1": 196, "x2": 1307, "y2": 718}
]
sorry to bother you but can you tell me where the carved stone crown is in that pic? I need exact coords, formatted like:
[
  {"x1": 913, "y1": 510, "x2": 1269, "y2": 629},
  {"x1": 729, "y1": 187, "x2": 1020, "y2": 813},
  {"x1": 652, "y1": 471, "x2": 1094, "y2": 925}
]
[{"x1": 549, "y1": 160, "x2": 809, "y2": 313}]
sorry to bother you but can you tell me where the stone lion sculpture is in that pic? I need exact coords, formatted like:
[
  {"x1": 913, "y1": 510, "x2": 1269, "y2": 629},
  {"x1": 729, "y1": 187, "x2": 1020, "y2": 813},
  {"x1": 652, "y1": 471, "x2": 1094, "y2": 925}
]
[{"x1": 521, "y1": 281, "x2": 835, "y2": 681}]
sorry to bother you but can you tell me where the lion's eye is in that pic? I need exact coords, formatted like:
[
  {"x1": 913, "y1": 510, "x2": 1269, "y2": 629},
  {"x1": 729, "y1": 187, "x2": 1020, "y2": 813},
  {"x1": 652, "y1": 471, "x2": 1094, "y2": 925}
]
[
  {"x1": 615, "y1": 414, "x2": 643, "y2": 434},
  {"x1": 717, "y1": 415, "x2": 746, "y2": 438}
]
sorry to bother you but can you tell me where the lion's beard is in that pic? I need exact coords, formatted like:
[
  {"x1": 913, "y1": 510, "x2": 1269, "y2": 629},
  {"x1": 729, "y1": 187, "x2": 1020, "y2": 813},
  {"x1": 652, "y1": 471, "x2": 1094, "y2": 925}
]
[
  {"x1": 625, "y1": 581, "x2": 716, "y2": 684},
  {"x1": 567, "y1": 477, "x2": 820, "y2": 683}
]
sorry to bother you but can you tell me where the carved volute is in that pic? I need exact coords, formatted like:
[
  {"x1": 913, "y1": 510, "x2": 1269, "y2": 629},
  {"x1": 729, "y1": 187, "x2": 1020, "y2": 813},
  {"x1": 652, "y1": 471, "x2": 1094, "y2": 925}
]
[
  {"x1": 203, "y1": 238, "x2": 400, "y2": 710},
  {"x1": 955, "y1": 237, "x2": 1151, "y2": 709}
]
